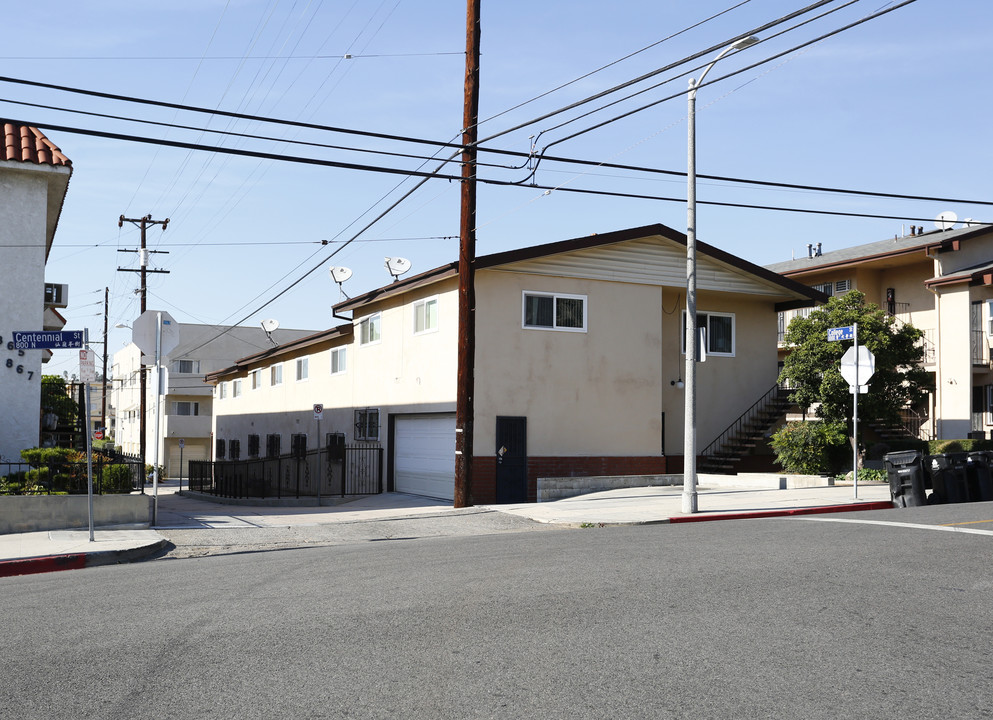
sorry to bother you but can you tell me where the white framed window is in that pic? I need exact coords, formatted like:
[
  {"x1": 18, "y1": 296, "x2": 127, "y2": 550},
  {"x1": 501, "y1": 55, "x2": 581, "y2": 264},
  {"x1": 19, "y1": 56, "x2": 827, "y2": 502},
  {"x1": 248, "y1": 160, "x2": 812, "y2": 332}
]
[
  {"x1": 296, "y1": 357, "x2": 309, "y2": 381},
  {"x1": 171, "y1": 401, "x2": 199, "y2": 416},
  {"x1": 330, "y1": 347, "x2": 347, "y2": 375},
  {"x1": 522, "y1": 291, "x2": 587, "y2": 332},
  {"x1": 354, "y1": 408, "x2": 380, "y2": 441},
  {"x1": 835, "y1": 279, "x2": 851, "y2": 293},
  {"x1": 219, "y1": 382, "x2": 227, "y2": 399},
  {"x1": 413, "y1": 297, "x2": 439, "y2": 335},
  {"x1": 250, "y1": 369, "x2": 262, "y2": 390},
  {"x1": 681, "y1": 311, "x2": 735, "y2": 357},
  {"x1": 232, "y1": 379, "x2": 242, "y2": 397},
  {"x1": 270, "y1": 364, "x2": 282, "y2": 386},
  {"x1": 359, "y1": 313, "x2": 382, "y2": 345},
  {"x1": 173, "y1": 359, "x2": 200, "y2": 374},
  {"x1": 812, "y1": 282, "x2": 834, "y2": 296}
]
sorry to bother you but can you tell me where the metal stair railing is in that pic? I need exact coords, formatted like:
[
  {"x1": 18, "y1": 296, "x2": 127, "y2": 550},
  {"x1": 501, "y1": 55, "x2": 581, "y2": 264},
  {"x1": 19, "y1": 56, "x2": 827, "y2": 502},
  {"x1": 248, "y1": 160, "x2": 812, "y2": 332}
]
[{"x1": 700, "y1": 382, "x2": 791, "y2": 466}]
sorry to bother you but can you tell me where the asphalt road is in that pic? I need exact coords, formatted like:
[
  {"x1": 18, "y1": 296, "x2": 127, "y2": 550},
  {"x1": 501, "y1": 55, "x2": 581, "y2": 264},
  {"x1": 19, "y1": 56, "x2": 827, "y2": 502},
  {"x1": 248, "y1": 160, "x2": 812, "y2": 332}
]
[{"x1": 3, "y1": 502, "x2": 992, "y2": 719}]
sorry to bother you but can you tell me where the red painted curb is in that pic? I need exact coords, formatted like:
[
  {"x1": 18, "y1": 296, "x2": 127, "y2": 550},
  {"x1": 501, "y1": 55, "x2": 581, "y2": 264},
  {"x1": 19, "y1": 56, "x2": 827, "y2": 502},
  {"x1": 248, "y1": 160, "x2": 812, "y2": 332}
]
[
  {"x1": 668, "y1": 500, "x2": 895, "y2": 524},
  {"x1": 0, "y1": 553, "x2": 87, "y2": 578}
]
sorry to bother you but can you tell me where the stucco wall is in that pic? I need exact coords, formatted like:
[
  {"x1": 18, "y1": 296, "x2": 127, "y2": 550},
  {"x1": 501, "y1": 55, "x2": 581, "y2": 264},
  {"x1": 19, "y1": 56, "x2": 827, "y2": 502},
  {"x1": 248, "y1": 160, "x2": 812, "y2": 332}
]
[
  {"x1": 474, "y1": 270, "x2": 780, "y2": 458},
  {"x1": 935, "y1": 285, "x2": 972, "y2": 438},
  {"x1": 0, "y1": 170, "x2": 49, "y2": 463}
]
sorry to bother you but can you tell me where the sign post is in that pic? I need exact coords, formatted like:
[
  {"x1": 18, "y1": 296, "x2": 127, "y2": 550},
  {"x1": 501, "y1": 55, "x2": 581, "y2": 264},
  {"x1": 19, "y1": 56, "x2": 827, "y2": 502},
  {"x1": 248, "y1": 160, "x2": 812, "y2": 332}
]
[
  {"x1": 314, "y1": 404, "x2": 324, "y2": 504},
  {"x1": 178, "y1": 438, "x2": 185, "y2": 493},
  {"x1": 833, "y1": 324, "x2": 876, "y2": 500}
]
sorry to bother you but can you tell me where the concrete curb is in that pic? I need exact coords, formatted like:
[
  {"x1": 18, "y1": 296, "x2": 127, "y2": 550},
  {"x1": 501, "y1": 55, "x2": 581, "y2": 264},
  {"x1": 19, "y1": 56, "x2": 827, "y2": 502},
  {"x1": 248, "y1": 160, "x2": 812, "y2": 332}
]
[
  {"x1": 0, "y1": 537, "x2": 169, "y2": 579},
  {"x1": 667, "y1": 500, "x2": 895, "y2": 524}
]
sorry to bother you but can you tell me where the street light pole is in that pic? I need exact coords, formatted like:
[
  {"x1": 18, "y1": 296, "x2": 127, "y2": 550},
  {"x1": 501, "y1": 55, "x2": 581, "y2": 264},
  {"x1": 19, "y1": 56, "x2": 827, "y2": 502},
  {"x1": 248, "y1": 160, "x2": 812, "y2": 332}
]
[{"x1": 683, "y1": 35, "x2": 758, "y2": 515}]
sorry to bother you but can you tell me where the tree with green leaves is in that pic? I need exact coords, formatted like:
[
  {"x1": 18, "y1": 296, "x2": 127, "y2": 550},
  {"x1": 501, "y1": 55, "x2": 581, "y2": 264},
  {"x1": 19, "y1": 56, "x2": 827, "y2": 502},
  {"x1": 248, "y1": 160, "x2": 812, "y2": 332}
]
[
  {"x1": 41, "y1": 374, "x2": 79, "y2": 429},
  {"x1": 779, "y1": 290, "x2": 931, "y2": 428}
]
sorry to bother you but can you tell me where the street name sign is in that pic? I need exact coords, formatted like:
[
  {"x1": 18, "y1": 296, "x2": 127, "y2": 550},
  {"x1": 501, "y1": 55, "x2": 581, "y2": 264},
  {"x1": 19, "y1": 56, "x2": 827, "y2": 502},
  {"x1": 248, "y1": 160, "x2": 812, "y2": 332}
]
[
  {"x1": 12, "y1": 330, "x2": 84, "y2": 349},
  {"x1": 827, "y1": 325, "x2": 855, "y2": 342}
]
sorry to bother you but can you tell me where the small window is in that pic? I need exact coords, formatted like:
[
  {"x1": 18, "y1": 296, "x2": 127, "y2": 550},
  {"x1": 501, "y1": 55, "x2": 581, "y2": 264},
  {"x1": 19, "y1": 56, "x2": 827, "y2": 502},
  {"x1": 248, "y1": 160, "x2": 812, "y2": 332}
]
[
  {"x1": 296, "y1": 358, "x2": 309, "y2": 381},
  {"x1": 413, "y1": 297, "x2": 439, "y2": 334},
  {"x1": 354, "y1": 408, "x2": 380, "y2": 441},
  {"x1": 835, "y1": 279, "x2": 851, "y2": 293},
  {"x1": 523, "y1": 292, "x2": 587, "y2": 332},
  {"x1": 248, "y1": 434, "x2": 260, "y2": 458},
  {"x1": 270, "y1": 364, "x2": 283, "y2": 386},
  {"x1": 812, "y1": 282, "x2": 834, "y2": 296},
  {"x1": 219, "y1": 383, "x2": 227, "y2": 399},
  {"x1": 250, "y1": 369, "x2": 262, "y2": 390},
  {"x1": 215, "y1": 438, "x2": 226, "y2": 460},
  {"x1": 232, "y1": 379, "x2": 242, "y2": 397},
  {"x1": 229, "y1": 439, "x2": 241, "y2": 460},
  {"x1": 359, "y1": 313, "x2": 382, "y2": 345},
  {"x1": 291, "y1": 433, "x2": 308, "y2": 459},
  {"x1": 681, "y1": 311, "x2": 736, "y2": 357},
  {"x1": 330, "y1": 347, "x2": 347, "y2": 375},
  {"x1": 266, "y1": 433, "x2": 281, "y2": 459},
  {"x1": 174, "y1": 359, "x2": 200, "y2": 374},
  {"x1": 172, "y1": 401, "x2": 199, "y2": 416}
]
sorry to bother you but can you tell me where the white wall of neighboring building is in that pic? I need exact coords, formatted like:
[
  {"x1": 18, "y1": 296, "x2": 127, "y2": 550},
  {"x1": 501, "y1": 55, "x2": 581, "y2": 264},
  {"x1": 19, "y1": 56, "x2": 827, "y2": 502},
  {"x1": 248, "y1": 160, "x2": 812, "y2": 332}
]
[
  {"x1": 0, "y1": 161, "x2": 70, "y2": 462},
  {"x1": 112, "y1": 323, "x2": 314, "y2": 475}
]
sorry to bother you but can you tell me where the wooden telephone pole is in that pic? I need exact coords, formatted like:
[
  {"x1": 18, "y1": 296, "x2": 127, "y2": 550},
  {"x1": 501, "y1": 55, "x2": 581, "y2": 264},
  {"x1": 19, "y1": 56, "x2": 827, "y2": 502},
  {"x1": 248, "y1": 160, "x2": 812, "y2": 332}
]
[
  {"x1": 117, "y1": 214, "x2": 169, "y2": 473},
  {"x1": 454, "y1": 0, "x2": 480, "y2": 508}
]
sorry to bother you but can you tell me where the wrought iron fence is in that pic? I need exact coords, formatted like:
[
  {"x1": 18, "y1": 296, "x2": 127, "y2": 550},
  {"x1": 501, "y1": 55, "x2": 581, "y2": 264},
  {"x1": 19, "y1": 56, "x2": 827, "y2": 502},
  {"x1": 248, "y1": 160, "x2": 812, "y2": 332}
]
[
  {"x1": 0, "y1": 452, "x2": 144, "y2": 495},
  {"x1": 188, "y1": 445, "x2": 383, "y2": 500}
]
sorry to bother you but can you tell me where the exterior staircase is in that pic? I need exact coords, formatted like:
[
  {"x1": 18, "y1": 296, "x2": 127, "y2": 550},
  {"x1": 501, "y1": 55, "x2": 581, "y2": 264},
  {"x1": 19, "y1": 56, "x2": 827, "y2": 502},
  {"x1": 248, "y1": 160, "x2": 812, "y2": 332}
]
[{"x1": 698, "y1": 383, "x2": 794, "y2": 474}]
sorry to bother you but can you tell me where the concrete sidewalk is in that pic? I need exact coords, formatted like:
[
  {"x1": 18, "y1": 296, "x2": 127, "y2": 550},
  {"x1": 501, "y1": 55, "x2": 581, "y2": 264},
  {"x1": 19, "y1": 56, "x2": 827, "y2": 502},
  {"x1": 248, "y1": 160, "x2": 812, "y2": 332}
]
[{"x1": 0, "y1": 478, "x2": 893, "y2": 577}]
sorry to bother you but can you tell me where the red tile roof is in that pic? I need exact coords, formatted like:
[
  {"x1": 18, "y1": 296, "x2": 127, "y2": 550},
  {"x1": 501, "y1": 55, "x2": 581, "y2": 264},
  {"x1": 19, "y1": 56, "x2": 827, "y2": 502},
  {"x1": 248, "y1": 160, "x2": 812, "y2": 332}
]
[{"x1": 1, "y1": 122, "x2": 71, "y2": 167}]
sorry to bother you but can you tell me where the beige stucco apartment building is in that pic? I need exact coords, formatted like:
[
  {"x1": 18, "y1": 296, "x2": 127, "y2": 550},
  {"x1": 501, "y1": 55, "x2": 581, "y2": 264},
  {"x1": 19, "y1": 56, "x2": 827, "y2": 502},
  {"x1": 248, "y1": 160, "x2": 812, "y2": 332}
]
[
  {"x1": 207, "y1": 224, "x2": 822, "y2": 504},
  {"x1": 112, "y1": 322, "x2": 313, "y2": 477},
  {"x1": 768, "y1": 222, "x2": 993, "y2": 441}
]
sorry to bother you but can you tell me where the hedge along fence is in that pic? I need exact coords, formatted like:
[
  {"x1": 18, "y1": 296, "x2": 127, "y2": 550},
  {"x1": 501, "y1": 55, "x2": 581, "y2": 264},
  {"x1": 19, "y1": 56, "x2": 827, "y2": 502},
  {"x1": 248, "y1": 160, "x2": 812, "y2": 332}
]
[{"x1": 1, "y1": 448, "x2": 143, "y2": 496}]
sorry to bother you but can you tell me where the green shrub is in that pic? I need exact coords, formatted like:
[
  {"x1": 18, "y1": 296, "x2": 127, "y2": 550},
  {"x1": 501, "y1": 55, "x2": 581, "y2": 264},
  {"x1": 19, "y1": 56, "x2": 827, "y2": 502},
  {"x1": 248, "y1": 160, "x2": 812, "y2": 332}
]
[
  {"x1": 770, "y1": 420, "x2": 850, "y2": 475},
  {"x1": 100, "y1": 464, "x2": 135, "y2": 494}
]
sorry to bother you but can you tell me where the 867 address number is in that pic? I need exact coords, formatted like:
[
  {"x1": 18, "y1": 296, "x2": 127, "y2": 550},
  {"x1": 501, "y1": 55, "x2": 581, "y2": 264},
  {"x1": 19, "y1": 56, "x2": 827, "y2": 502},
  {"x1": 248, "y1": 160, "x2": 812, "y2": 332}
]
[{"x1": 1, "y1": 335, "x2": 35, "y2": 380}]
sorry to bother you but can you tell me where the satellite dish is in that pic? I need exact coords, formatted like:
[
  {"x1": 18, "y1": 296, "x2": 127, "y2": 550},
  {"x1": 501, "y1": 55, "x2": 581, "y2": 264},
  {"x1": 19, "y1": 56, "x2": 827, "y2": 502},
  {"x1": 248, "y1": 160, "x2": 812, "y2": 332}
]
[
  {"x1": 385, "y1": 256, "x2": 412, "y2": 282},
  {"x1": 329, "y1": 265, "x2": 353, "y2": 300},
  {"x1": 261, "y1": 318, "x2": 280, "y2": 346},
  {"x1": 329, "y1": 266, "x2": 353, "y2": 284},
  {"x1": 934, "y1": 211, "x2": 958, "y2": 231}
]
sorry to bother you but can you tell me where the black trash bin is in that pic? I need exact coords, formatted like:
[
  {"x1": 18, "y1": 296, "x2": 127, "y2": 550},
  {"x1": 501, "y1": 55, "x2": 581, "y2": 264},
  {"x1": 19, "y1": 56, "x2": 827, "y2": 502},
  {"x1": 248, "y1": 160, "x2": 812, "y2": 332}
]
[
  {"x1": 926, "y1": 453, "x2": 969, "y2": 504},
  {"x1": 965, "y1": 451, "x2": 993, "y2": 502},
  {"x1": 883, "y1": 450, "x2": 928, "y2": 507}
]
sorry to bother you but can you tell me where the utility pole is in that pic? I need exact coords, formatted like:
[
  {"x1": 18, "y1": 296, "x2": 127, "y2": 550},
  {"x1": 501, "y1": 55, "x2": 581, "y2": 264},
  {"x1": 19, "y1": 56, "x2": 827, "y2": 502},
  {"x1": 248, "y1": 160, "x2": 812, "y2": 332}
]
[
  {"x1": 101, "y1": 286, "x2": 109, "y2": 433},
  {"x1": 117, "y1": 214, "x2": 169, "y2": 473},
  {"x1": 454, "y1": 0, "x2": 480, "y2": 508}
]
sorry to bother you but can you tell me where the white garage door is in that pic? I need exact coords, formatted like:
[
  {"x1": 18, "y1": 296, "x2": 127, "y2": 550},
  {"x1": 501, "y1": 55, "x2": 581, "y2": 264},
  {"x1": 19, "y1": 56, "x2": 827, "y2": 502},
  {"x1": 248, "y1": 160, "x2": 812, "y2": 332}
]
[
  {"x1": 168, "y1": 442, "x2": 207, "y2": 478},
  {"x1": 394, "y1": 414, "x2": 456, "y2": 501}
]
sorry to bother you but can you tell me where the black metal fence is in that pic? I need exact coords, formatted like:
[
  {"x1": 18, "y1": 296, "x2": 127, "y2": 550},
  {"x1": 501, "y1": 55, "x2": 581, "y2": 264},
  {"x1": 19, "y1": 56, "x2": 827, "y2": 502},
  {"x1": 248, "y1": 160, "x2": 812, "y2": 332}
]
[
  {"x1": 0, "y1": 452, "x2": 144, "y2": 495},
  {"x1": 188, "y1": 445, "x2": 383, "y2": 500}
]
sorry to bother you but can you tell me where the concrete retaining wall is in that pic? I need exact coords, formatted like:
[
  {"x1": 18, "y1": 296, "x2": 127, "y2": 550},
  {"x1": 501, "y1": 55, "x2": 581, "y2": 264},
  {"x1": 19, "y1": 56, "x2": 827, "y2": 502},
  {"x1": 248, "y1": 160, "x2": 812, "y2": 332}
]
[
  {"x1": 537, "y1": 472, "x2": 832, "y2": 501},
  {"x1": 537, "y1": 474, "x2": 683, "y2": 502},
  {"x1": 0, "y1": 494, "x2": 152, "y2": 534}
]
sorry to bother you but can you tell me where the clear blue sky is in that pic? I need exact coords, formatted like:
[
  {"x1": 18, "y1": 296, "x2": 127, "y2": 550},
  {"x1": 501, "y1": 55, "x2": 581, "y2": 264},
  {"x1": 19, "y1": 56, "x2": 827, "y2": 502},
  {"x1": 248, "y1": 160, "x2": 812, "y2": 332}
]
[{"x1": 4, "y1": 0, "x2": 990, "y2": 378}]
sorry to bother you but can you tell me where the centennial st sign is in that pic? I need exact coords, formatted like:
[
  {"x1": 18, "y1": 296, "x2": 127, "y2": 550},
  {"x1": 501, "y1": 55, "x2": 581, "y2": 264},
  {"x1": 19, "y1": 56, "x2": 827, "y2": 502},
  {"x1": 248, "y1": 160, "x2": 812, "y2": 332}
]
[{"x1": 12, "y1": 330, "x2": 84, "y2": 349}]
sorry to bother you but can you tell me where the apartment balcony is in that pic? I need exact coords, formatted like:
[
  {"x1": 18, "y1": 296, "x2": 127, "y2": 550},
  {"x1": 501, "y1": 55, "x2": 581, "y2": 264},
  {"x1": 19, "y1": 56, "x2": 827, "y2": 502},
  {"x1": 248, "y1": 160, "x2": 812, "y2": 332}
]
[
  {"x1": 162, "y1": 413, "x2": 212, "y2": 440},
  {"x1": 973, "y1": 330, "x2": 991, "y2": 367}
]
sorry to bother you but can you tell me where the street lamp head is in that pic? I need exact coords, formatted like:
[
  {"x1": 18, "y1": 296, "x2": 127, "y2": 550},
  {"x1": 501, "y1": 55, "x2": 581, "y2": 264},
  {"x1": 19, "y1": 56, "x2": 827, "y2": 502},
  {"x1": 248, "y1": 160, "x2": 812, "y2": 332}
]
[
  {"x1": 114, "y1": 323, "x2": 130, "y2": 329},
  {"x1": 730, "y1": 35, "x2": 760, "y2": 51}
]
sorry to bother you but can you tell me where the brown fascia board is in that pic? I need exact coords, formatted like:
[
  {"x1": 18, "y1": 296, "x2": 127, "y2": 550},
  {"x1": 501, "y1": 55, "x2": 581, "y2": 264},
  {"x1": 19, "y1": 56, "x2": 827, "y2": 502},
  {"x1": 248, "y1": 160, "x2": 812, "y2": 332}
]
[
  {"x1": 203, "y1": 324, "x2": 352, "y2": 384},
  {"x1": 333, "y1": 263, "x2": 458, "y2": 314},
  {"x1": 334, "y1": 222, "x2": 824, "y2": 314}
]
